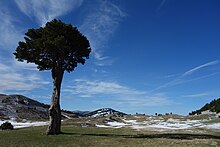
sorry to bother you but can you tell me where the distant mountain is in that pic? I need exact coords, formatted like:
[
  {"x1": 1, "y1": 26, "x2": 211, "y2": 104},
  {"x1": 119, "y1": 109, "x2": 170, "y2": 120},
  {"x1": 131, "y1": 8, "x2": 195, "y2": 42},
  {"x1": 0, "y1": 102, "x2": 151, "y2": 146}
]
[
  {"x1": 63, "y1": 108, "x2": 127, "y2": 118},
  {"x1": 85, "y1": 108, "x2": 127, "y2": 117},
  {"x1": 0, "y1": 94, "x2": 127, "y2": 120},
  {"x1": 189, "y1": 98, "x2": 220, "y2": 115}
]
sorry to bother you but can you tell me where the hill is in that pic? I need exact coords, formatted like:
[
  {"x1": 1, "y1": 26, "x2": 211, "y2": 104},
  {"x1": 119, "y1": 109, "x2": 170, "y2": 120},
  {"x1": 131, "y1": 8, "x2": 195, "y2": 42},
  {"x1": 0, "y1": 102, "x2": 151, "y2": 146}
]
[
  {"x1": 0, "y1": 94, "x2": 126, "y2": 120},
  {"x1": 84, "y1": 108, "x2": 127, "y2": 117},
  {"x1": 0, "y1": 94, "x2": 82, "y2": 120},
  {"x1": 0, "y1": 94, "x2": 50, "y2": 120},
  {"x1": 189, "y1": 98, "x2": 220, "y2": 115}
]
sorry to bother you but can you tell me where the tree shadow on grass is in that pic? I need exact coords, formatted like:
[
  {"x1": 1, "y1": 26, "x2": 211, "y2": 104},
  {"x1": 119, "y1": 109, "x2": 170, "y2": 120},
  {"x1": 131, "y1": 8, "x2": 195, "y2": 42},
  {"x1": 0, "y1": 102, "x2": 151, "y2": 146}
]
[
  {"x1": 129, "y1": 133, "x2": 220, "y2": 140},
  {"x1": 61, "y1": 132, "x2": 220, "y2": 140}
]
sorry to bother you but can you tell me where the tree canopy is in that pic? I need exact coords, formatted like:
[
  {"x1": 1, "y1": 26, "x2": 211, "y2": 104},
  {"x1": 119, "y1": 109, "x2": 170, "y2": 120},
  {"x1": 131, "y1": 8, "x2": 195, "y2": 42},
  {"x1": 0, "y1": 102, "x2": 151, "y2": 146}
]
[{"x1": 14, "y1": 19, "x2": 91, "y2": 73}]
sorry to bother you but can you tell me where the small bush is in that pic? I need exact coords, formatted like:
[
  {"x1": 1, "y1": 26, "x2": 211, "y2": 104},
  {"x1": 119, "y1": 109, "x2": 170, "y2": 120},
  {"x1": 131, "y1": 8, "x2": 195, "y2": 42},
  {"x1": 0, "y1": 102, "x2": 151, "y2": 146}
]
[{"x1": 1, "y1": 121, "x2": 14, "y2": 130}]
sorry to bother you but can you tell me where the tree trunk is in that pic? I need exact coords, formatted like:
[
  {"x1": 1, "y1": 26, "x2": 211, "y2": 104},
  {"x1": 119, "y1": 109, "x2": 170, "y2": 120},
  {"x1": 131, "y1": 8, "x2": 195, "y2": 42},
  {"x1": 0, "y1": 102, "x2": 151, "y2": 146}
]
[{"x1": 46, "y1": 67, "x2": 64, "y2": 135}]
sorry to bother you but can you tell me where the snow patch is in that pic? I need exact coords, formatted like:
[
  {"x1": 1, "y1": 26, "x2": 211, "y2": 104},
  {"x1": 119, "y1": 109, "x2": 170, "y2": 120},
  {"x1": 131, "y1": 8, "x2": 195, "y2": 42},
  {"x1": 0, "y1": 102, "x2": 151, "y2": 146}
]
[
  {"x1": 146, "y1": 122, "x2": 192, "y2": 130},
  {"x1": 107, "y1": 121, "x2": 128, "y2": 128},
  {"x1": 95, "y1": 121, "x2": 128, "y2": 128},
  {"x1": 201, "y1": 110, "x2": 216, "y2": 115},
  {"x1": 96, "y1": 116, "x2": 220, "y2": 131},
  {"x1": 204, "y1": 123, "x2": 220, "y2": 129},
  {"x1": 95, "y1": 124, "x2": 112, "y2": 128},
  {"x1": 123, "y1": 119, "x2": 137, "y2": 124},
  {"x1": 0, "y1": 119, "x2": 48, "y2": 129}
]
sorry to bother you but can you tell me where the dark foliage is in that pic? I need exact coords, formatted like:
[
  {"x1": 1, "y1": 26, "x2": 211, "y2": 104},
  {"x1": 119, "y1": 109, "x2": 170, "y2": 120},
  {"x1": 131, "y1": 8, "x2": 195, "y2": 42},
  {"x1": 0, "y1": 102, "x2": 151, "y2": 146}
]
[
  {"x1": 0, "y1": 122, "x2": 14, "y2": 130},
  {"x1": 14, "y1": 19, "x2": 91, "y2": 72},
  {"x1": 189, "y1": 98, "x2": 220, "y2": 115}
]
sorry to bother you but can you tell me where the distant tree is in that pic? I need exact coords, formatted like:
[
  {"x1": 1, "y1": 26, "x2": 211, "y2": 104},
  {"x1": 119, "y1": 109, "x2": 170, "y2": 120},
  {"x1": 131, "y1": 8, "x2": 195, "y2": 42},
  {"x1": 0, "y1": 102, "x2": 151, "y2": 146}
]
[{"x1": 14, "y1": 19, "x2": 91, "y2": 135}]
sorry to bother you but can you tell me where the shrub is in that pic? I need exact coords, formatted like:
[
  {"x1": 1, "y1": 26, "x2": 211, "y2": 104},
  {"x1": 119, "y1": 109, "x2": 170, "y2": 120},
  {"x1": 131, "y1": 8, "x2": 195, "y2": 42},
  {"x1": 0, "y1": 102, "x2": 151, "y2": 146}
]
[{"x1": 1, "y1": 121, "x2": 14, "y2": 130}]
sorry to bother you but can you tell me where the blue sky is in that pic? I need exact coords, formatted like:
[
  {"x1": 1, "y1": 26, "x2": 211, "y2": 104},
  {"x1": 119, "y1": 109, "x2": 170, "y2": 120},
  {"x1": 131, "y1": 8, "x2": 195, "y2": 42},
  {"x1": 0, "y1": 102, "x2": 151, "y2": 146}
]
[{"x1": 0, "y1": 0, "x2": 220, "y2": 115}]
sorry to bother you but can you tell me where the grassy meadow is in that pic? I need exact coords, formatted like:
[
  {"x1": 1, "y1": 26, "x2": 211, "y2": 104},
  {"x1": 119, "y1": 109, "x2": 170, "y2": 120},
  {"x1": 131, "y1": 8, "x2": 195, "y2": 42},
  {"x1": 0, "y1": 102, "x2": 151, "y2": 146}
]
[{"x1": 1, "y1": 124, "x2": 220, "y2": 147}]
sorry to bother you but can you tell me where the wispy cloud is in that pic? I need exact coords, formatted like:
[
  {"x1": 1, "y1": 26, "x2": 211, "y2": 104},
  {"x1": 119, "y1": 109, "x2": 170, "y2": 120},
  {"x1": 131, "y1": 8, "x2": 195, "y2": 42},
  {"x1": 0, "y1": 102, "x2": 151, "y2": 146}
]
[
  {"x1": 15, "y1": 0, "x2": 83, "y2": 26},
  {"x1": 13, "y1": 58, "x2": 38, "y2": 71},
  {"x1": 64, "y1": 79, "x2": 144, "y2": 96},
  {"x1": 182, "y1": 60, "x2": 219, "y2": 77},
  {"x1": 80, "y1": 0, "x2": 126, "y2": 66},
  {"x1": 63, "y1": 79, "x2": 172, "y2": 106},
  {"x1": 0, "y1": 61, "x2": 49, "y2": 93},
  {"x1": 119, "y1": 94, "x2": 172, "y2": 107},
  {"x1": 157, "y1": 0, "x2": 166, "y2": 11},
  {"x1": 182, "y1": 93, "x2": 209, "y2": 98},
  {"x1": 152, "y1": 60, "x2": 220, "y2": 92},
  {"x1": 182, "y1": 90, "x2": 220, "y2": 99},
  {"x1": 0, "y1": 4, "x2": 23, "y2": 50}
]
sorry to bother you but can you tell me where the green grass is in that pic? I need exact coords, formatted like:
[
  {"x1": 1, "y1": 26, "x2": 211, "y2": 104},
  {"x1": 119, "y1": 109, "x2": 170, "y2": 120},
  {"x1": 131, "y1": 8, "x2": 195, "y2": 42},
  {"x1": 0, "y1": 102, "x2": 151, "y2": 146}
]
[
  {"x1": 187, "y1": 114, "x2": 217, "y2": 120},
  {"x1": 203, "y1": 118, "x2": 220, "y2": 124},
  {"x1": 1, "y1": 125, "x2": 220, "y2": 147}
]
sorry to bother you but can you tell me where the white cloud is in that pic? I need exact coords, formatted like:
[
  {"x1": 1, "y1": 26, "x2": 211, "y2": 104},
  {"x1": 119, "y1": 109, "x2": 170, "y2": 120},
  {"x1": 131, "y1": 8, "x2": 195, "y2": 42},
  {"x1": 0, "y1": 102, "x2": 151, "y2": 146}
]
[
  {"x1": 65, "y1": 79, "x2": 144, "y2": 96},
  {"x1": 63, "y1": 79, "x2": 172, "y2": 106},
  {"x1": 0, "y1": 62, "x2": 10, "y2": 72},
  {"x1": 80, "y1": 0, "x2": 126, "y2": 65},
  {"x1": 15, "y1": 0, "x2": 83, "y2": 26},
  {"x1": 0, "y1": 1, "x2": 37, "y2": 74},
  {"x1": 0, "y1": 61, "x2": 49, "y2": 93},
  {"x1": 13, "y1": 58, "x2": 38, "y2": 71}
]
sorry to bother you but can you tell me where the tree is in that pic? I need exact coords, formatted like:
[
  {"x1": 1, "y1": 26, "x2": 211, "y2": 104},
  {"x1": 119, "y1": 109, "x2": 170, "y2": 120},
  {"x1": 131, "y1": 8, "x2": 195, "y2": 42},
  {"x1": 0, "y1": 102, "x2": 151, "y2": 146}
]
[
  {"x1": 14, "y1": 19, "x2": 91, "y2": 135},
  {"x1": 1, "y1": 121, "x2": 14, "y2": 130}
]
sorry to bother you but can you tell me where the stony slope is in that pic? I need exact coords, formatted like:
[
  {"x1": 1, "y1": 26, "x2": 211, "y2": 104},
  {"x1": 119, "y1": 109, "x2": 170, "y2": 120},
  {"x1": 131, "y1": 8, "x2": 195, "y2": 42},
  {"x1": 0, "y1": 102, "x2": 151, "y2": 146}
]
[{"x1": 0, "y1": 94, "x2": 49, "y2": 120}]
